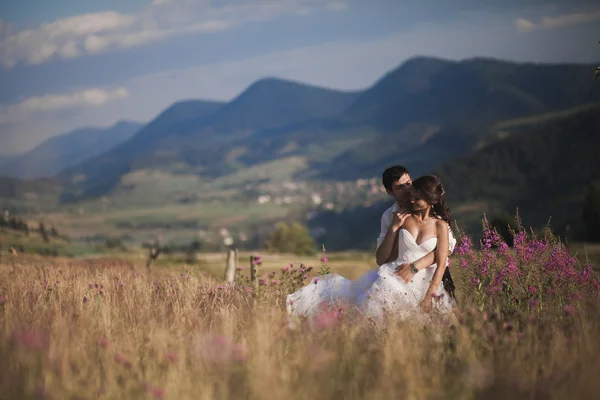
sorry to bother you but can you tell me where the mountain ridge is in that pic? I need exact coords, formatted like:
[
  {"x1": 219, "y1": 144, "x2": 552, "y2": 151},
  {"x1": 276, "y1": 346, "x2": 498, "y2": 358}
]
[{"x1": 0, "y1": 120, "x2": 143, "y2": 179}]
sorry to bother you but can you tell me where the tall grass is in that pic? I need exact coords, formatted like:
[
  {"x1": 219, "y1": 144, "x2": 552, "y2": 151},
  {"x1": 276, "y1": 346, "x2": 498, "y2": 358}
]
[{"x1": 1, "y1": 221, "x2": 599, "y2": 399}]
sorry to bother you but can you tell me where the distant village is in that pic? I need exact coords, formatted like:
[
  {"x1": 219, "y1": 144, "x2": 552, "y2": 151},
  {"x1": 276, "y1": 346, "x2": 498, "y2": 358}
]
[{"x1": 253, "y1": 177, "x2": 387, "y2": 210}]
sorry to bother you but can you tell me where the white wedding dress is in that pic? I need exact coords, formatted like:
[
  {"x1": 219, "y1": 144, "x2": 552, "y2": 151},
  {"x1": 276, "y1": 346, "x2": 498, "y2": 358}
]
[{"x1": 286, "y1": 229, "x2": 457, "y2": 324}]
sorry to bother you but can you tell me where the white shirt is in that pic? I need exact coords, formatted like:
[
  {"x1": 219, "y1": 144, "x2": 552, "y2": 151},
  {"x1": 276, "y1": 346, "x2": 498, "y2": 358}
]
[{"x1": 376, "y1": 202, "x2": 456, "y2": 256}]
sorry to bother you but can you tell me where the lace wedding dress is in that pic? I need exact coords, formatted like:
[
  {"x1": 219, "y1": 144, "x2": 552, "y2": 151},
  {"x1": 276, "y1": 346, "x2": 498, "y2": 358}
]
[{"x1": 286, "y1": 229, "x2": 456, "y2": 323}]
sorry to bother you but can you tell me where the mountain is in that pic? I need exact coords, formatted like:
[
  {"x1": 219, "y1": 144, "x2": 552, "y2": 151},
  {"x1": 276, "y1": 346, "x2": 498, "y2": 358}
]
[
  {"x1": 318, "y1": 56, "x2": 600, "y2": 179},
  {"x1": 0, "y1": 121, "x2": 142, "y2": 178},
  {"x1": 188, "y1": 77, "x2": 363, "y2": 133},
  {"x1": 0, "y1": 154, "x2": 18, "y2": 167},
  {"x1": 60, "y1": 80, "x2": 361, "y2": 199},
  {"x1": 342, "y1": 56, "x2": 600, "y2": 130}
]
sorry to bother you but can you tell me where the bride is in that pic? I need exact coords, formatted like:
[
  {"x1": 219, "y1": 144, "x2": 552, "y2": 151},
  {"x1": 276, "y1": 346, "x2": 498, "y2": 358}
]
[{"x1": 286, "y1": 175, "x2": 457, "y2": 323}]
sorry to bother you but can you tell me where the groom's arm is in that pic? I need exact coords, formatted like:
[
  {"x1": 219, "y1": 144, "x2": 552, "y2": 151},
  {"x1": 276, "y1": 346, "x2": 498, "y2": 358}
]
[
  {"x1": 375, "y1": 210, "x2": 413, "y2": 265},
  {"x1": 376, "y1": 225, "x2": 399, "y2": 266},
  {"x1": 376, "y1": 211, "x2": 400, "y2": 266}
]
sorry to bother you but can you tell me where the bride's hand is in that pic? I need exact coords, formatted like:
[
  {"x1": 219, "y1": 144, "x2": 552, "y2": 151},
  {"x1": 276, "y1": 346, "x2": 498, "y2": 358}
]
[
  {"x1": 420, "y1": 296, "x2": 433, "y2": 313},
  {"x1": 391, "y1": 211, "x2": 410, "y2": 231},
  {"x1": 394, "y1": 263, "x2": 414, "y2": 283}
]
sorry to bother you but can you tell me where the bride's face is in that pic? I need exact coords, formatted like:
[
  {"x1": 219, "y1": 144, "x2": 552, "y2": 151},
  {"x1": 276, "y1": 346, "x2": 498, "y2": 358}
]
[
  {"x1": 410, "y1": 189, "x2": 431, "y2": 211},
  {"x1": 412, "y1": 198, "x2": 430, "y2": 211}
]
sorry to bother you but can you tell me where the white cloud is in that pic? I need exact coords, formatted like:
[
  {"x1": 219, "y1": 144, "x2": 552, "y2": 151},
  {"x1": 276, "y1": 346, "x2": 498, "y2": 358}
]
[
  {"x1": 326, "y1": 2, "x2": 348, "y2": 12},
  {"x1": 0, "y1": 87, "x2": 128, "y2": 124},
  {"x1": 515, "y1": 18, "x2": 535, "y2": 33},
  {"x1": 84, "y1": 35, "x2": 110, "y2": 54},
  {"x1": 0, "y1": 11, "x2": 134, "y2": 67},
  {"x1": 515, "y1": 8, "x2": 600, "y2": 32},
  {"x1": 58, "y1": 41, "x2": 80, "y2": 59},
  {"x1": 0, "y1": 0, "x2": 349, "y2": 69},
  {"x1": 42, "y1": 11, "x2": 135, "y2": 38},
  {"x1": 111, "y1": 19, "x2": 232, "y2": 50}
]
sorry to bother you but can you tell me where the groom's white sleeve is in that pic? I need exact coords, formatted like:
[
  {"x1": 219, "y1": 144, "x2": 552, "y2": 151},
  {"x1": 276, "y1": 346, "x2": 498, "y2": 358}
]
[
  {"x1": 376, "y1": 211, "x2": 390, "y2": 250},
  {"x1": 448, "y1": 226, "x2": 456, "y2": 254}
]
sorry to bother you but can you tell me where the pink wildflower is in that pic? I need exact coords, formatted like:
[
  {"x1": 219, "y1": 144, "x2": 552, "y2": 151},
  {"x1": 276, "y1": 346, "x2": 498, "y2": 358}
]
[
  {"x1": 12, "y1": 328, "x2": 48, "y2": 350},
  {"x1": 151, "y1": 387, "x2": 165, "y2": 399},
  {"x1": 167, "y1": 351, "x2": 178, "y2": 363}
]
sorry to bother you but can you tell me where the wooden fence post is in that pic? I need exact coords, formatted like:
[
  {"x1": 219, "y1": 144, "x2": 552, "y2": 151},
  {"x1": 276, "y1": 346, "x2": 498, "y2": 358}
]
[
  {"x1": 235, "y1": 248, "x2": 239, "y2": 273},
  {"x1": 250, "y1": 255, "x2": 258, "y2": 290},
  {"x1": 224, "y1": 249, "x2": 236, "y2": 283}
]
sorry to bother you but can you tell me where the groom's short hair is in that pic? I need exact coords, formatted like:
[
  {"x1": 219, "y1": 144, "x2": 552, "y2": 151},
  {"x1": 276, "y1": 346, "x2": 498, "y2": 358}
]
[{"x1": 382, "y1": 165, "x2": 410, "y2": 191}]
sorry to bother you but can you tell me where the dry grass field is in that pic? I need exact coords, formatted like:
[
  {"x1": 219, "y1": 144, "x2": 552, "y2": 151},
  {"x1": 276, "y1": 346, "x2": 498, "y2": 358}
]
[{"x1": 1, "y1": 225, "x2": 600, "y2": 400}]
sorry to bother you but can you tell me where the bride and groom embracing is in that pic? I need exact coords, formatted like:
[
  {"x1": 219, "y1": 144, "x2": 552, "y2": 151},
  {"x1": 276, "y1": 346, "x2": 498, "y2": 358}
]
[{"x1": 286, "y1": 165, "x2": 459, "y2": 323}]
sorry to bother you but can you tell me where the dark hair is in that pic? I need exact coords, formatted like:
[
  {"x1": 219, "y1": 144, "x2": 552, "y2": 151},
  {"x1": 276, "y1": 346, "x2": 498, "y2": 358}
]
[
  {"x1": 411, "y1": 175, "x2": 451, "y2": 224},
  {"x1": 412, "y1": 175, "x2": 456, "y2": 301},
  {"x1": 382, "y1": 165, "x2": 410, "y2": 192}
]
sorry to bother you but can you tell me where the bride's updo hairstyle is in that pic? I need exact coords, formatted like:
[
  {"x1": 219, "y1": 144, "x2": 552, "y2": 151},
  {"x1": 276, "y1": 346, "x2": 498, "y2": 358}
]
[{"x1": 411, "y1": 175, "x2": 452, "y2": 224}]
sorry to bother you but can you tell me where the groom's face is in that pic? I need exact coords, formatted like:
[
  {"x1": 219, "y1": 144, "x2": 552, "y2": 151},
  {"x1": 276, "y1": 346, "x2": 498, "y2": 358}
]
[{"x1": 387, "y1": 173, "x2": 412, "y2": 205}]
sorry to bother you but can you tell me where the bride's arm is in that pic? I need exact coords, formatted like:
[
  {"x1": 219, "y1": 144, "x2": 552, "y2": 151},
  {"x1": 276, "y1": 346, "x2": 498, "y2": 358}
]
[{"x1": 422, "y1": 220, "x2": 450, "y2": 306}]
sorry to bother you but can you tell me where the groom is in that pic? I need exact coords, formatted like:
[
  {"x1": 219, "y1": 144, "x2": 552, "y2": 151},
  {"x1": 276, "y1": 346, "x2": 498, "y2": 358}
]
[{"x1": 375, "y1": 165, "x2": 456, "y2": 284}]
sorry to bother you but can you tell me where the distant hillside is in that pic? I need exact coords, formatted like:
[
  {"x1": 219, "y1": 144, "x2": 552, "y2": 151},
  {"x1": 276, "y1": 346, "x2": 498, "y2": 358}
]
[
  {"x1": 0, "y1": 121, "x2": 142, "y2": 178},
  {"x1": 0, "y1": 175, "x2": 64, "y2": 212},
  {"x1": 435, "y1": 104, "x2": 600, "y2": 230},
  {"x1": 0, "y1": 154, "x2": 18, "y2": 168},
  {"x1": 309, "y1": 105, "x2": 600, "y2": 250},
  {"x1": 59, "y1": 99, "x2": 226, "y2": 199}
]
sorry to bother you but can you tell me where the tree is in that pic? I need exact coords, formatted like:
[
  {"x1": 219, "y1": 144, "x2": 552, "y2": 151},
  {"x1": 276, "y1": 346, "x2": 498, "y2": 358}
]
[
  {"x1": 105, "y1": 237, "x2": 126, "y2": 250},
  {"x1": 595, "y1": 40, "x2": 599, "y2": 80},
  {"x1": 143, "y1": 238, "x2": 163, "y2": 271},
  {"x1": 266, "y1": 221, "x2": 317, "y2": 256},
  {"x1": 489, "y1": 212, "x2": 519, "y2": 246},
  {"x1": 185, "y1": 238, "x2": 202, "y2": 264},
  {"x1": 582, "y1": 182, "x2": 600, "y2": 242},
  {"x1": 50, "y1": 226, "x2": 59, "y2": 238},
  {"x1": 8, "y1": 216, "x2": 18, "y2": 230},
  {"x1": 39, "y1": 222, "x2": 50, "y2": 243},
  {"x1": 596, "y1": 41, "x2": 600, "y2": 80},
  {"x1": 22, "y1": 220, "x2": 30, "y2": 235}
]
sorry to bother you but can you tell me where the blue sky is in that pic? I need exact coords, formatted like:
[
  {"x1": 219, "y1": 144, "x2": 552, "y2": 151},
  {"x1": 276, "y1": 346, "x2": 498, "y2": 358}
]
[{"x1": 0, "y1": 0, "x2": 599, "y2": 155}]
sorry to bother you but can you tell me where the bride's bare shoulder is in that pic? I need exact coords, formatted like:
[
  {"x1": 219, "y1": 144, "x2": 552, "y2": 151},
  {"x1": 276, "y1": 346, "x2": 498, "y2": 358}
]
[{"x1": 434, "y1": 218, "x2": 448, "y2": 230}]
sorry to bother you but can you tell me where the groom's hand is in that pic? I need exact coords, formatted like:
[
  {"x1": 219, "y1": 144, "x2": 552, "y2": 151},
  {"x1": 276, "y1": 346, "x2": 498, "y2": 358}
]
[{"x1": 394, "y1": 263, "x2": 414, "y2": 283}]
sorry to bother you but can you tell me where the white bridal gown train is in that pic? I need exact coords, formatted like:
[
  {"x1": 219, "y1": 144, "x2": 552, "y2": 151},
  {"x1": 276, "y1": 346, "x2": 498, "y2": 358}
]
[{"x1": 286, "y1": 229, "x2": 457, "y2": 323}]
